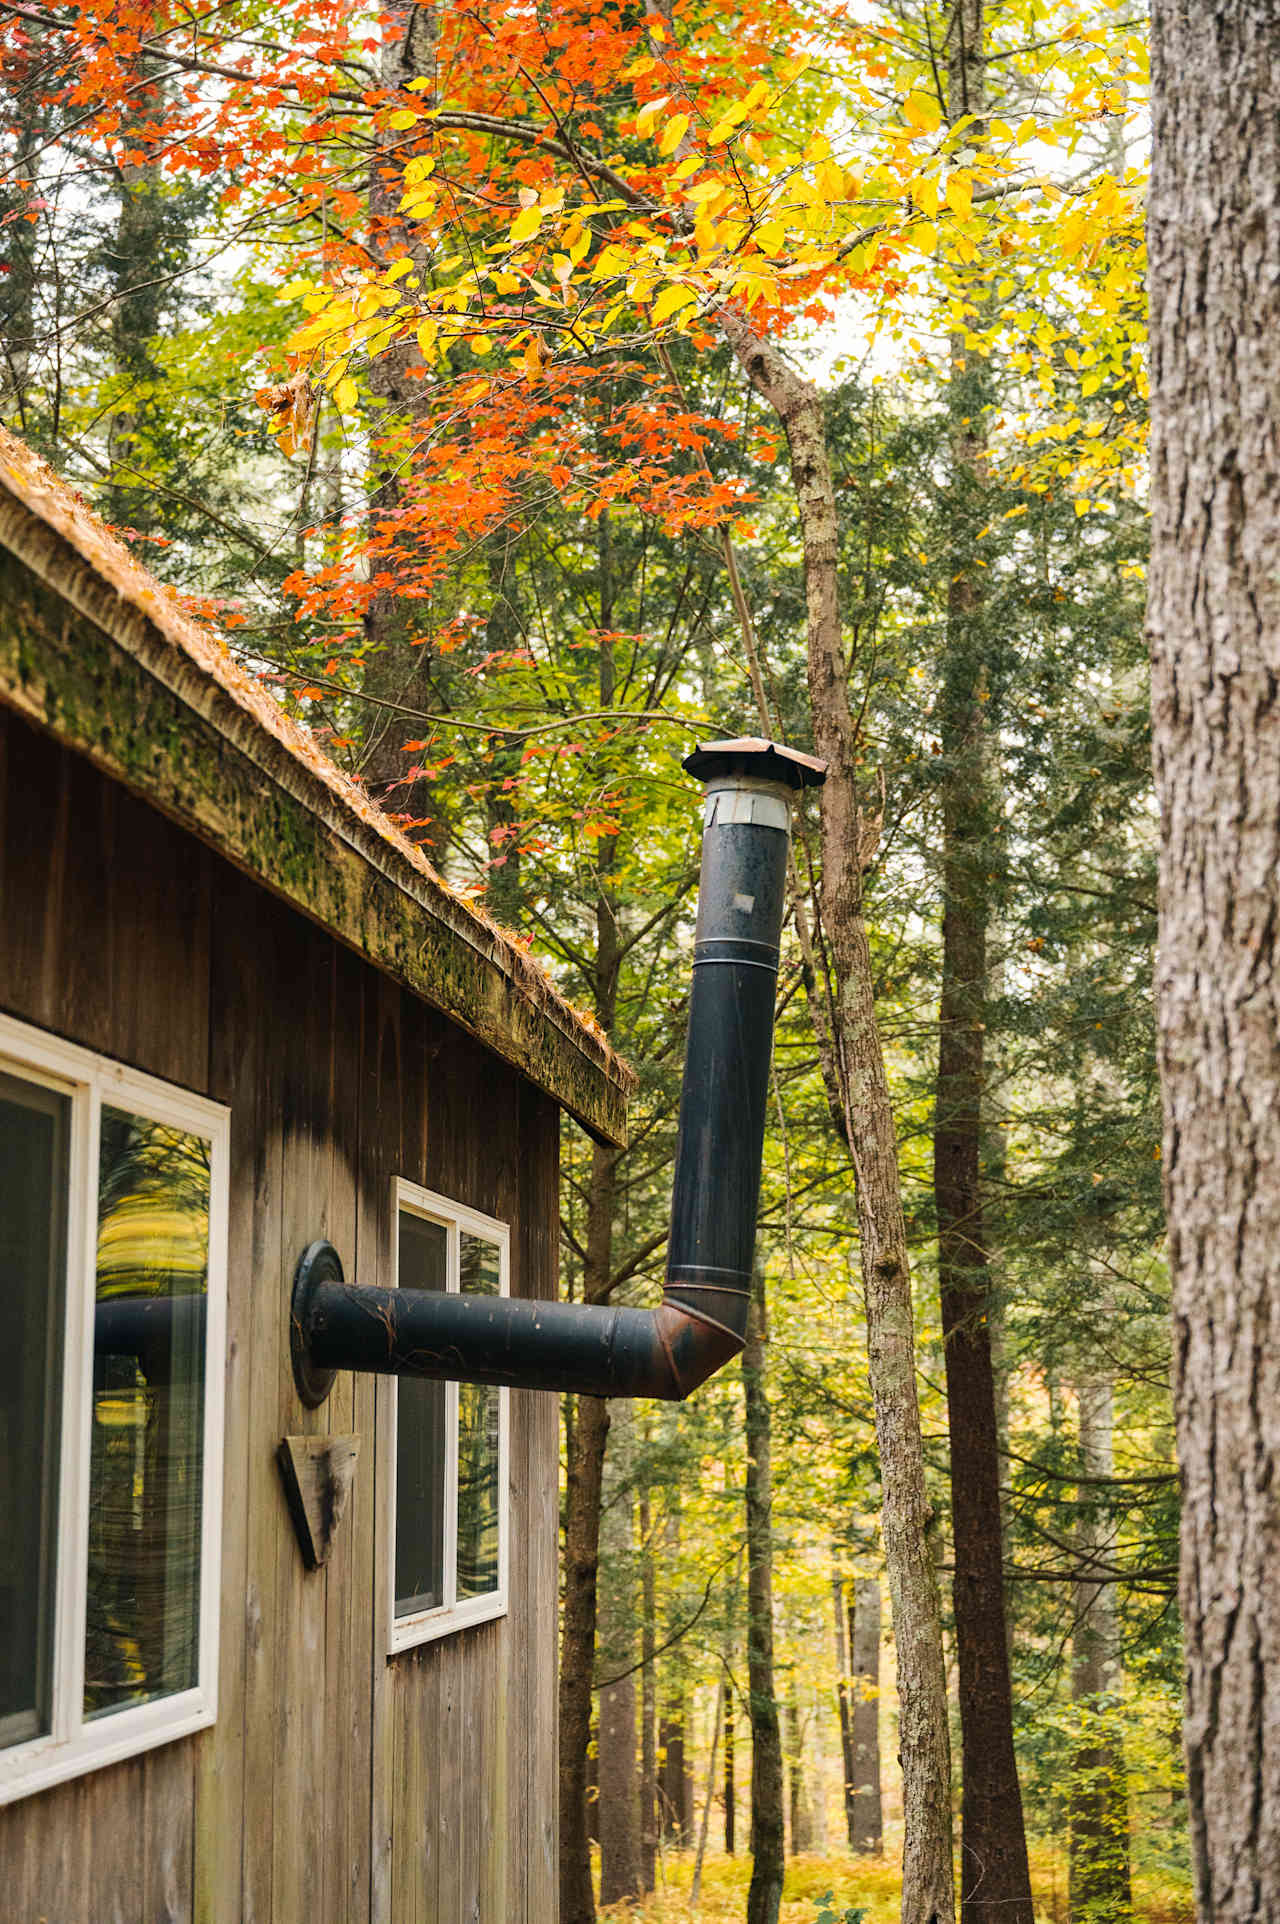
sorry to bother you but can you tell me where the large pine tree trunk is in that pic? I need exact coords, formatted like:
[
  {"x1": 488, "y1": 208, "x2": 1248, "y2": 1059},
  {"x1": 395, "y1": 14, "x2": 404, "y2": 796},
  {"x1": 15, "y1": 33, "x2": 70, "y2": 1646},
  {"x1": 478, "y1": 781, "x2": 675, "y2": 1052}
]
[
  {"x1": 744, "y1": 1279, "x2": 786, "y2": 1924},
  {"x1": 1069, "y1": 1380, "x2": 1131, "y2": 1923},
  {"x1": 1147, "y1": 4, "x2": 1280, "y2": 1915},
  {"x1": 850, "y1": 1577, "x2": 884, "y2": 1854},
  {"x1": 725, "y1": 315, "x2": 955, "y2": 1924}
]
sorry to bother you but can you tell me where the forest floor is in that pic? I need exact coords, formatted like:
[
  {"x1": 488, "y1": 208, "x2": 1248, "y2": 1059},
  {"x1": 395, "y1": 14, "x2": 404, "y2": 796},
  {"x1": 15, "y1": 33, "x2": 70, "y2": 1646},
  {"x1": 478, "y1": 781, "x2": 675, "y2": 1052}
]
[{"x1": 597, "y1": 1842, "x2": 1195, "y2": 1923}]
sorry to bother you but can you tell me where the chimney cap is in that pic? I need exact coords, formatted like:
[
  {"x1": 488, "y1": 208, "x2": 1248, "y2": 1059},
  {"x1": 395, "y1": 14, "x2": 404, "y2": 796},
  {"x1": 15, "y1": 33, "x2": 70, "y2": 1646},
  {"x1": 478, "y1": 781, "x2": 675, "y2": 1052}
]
[{"x1": 682, "y1": 737, "x2": 828, "y2": 791}]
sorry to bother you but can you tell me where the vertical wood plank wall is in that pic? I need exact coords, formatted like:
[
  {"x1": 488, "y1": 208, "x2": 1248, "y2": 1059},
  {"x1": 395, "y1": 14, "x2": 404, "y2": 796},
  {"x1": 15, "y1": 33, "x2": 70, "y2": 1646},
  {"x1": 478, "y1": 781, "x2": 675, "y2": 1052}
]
[{"x1": 0, "y1": 706, "x2": 561, "y2": 1924}]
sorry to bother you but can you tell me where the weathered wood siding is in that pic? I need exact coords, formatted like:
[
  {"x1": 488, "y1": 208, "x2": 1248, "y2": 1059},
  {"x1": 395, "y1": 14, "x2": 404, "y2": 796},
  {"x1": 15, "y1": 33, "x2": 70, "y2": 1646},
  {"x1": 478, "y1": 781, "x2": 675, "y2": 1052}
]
[{"x1": 0, "y1": 704, "x2": 560, "y2": 1924}]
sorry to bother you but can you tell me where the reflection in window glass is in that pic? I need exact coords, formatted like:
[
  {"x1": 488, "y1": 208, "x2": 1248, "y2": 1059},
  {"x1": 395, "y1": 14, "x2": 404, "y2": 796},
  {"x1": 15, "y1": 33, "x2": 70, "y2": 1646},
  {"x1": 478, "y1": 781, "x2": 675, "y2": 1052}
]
[
  {"x1": 395, "y1": 1213, "x2": 448, "y2": 1618},
  {"x1": 85, "y1": 1108, "x2": 209, "y2": 1718},
  {"x1": 456, "y1": 1234, "x2": 500, "y2": 1600},
  {"x1": 0, "y1": 1071, "x2": 68, "y2": 1749}
]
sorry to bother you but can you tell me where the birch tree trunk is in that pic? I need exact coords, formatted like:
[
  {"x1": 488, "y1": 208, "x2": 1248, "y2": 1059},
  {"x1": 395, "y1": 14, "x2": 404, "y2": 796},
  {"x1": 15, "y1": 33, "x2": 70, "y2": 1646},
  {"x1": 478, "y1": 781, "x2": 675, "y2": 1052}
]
[
  {"x1": 1148, "y1": 5, "x2": 1280, "y2": 1915},
  {"x1": 725, "y1": 317, "x2": 954, "y2": 1924}
]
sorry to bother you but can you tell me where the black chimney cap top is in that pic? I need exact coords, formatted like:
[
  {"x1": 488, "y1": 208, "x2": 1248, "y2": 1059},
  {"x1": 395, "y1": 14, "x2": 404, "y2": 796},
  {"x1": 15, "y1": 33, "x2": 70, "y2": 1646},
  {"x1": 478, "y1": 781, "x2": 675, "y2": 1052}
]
[{"x1": 682, "y1": 737, "x2": 827, "y2": 791}]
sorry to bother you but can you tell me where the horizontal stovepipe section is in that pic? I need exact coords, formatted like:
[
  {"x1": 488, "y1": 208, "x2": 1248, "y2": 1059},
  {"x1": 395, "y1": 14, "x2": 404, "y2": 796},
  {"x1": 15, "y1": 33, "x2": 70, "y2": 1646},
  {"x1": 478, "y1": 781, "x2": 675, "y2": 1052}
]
[
  {"x1": 295, "y1": 1262, "x2": 743, "y2": 1403},
  {"x1": 290, "y1": 738, "x2": 826, "y2": 1408}
]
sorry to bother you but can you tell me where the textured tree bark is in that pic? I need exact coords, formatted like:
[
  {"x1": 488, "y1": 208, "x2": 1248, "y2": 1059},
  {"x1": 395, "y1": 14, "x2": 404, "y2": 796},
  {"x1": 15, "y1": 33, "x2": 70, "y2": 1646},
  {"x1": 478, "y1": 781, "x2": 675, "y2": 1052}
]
[
  {"x1": 1069, "y1": 1380, "x2": 1132, "y2": 1924},
  {"x1": 744, "y1": 1281, "x2": 786, "y2": 1924},
  {"x1": 724, "y1": 315, "x2": 954, "y2": 1924},
  {"x1": 931, "y1": 10, "x2": 1036, "y2": 1919},
  {"x1": 1147, "y1": 5, "x2": 1280, "y2": 1917},
  {"x1": 851, "y1": 1577, "x2": 884, "y2": 1854}
]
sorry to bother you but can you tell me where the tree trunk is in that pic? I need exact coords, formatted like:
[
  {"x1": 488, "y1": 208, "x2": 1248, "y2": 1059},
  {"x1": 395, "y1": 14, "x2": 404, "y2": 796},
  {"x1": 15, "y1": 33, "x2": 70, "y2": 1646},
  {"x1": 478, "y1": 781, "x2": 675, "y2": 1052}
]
[
  {"x1": 639, "y1": 1474, "x2": 658, "y2": 1890},
  {"x1": 597, "y1": 1406, "x2": 641, "y2": 1906},
  {"x1": 723, "y1": 1679, "x2": 737, "y2": 1854},
  {"x1": 851, "y1": 1577, "x2": 884, "y2": 1855},
  {"x1": 786, "y1": 1688, "x2": 813, "y2": 1855},
  {"x1": 1069, "y1": 1379, "x2": 1131, "y2": 1924},
  {"x1": 744, "y1": 1277, "x2": 785, "y2": 1924},
  {"x1": 931, "y1": 10, "x2": 1036, "y2": 1920},
  {"x1": 558, "y1": 570, "x2": 625, "y2": 1924},
  {"x1": 724, "y1": 315, "x2": 955, "y2": 1924},
  {"x1": 660, "y1": 1705, "x2": 692, "y2": 1846},
  {"x1": 358, "y1": 0, "x2": 443, "y2": 814},
  {"x1": 1147, "y1": 5, "x2": 1280, "y2": 1917},
  {"x1": 560, "y1": 1388, "x2": 610, "y2": 1924},
  {"x1": 833, "y1": 1574, "x2": 859, "y2": 1850},
  {"x1": 691, "y1": 1683, "x2": 725, "y2": 1908}
]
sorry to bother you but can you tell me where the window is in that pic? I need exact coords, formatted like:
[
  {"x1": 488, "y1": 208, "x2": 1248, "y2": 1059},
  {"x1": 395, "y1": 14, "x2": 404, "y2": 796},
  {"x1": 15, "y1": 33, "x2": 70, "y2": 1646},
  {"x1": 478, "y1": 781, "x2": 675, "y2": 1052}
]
[
  {"x1": 390, "y1": 1182, "x2": 508, "y2": 1650},
  {"x1": 0, "y1": 1015, "x2": 228, "y2": 1806}
]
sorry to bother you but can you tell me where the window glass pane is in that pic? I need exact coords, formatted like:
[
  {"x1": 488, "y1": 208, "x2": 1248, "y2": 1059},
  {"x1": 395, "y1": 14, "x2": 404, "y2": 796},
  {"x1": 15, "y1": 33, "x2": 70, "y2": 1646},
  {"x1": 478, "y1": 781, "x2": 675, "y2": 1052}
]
[
  {"x1": 0, "y1": 1070, "x2": 68, "y2": 1748},
  {"x1": 456, "y1": 1234, "x2": 500, "y2": 1600},
  {"x1": 85, "y1": 1107, "x2": 209, "y2": 1719},
  {"x1": 395, "y1": 1213, "x2": 448, "y2": 1618}
]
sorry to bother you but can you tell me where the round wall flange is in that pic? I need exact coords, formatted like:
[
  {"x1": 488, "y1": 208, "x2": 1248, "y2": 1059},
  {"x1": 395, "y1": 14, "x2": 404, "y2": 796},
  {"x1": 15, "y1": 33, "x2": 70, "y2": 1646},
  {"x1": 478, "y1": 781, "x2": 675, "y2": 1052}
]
[{"x1": 291, "y1": 1238, "x2": 343, "y2": 1409}]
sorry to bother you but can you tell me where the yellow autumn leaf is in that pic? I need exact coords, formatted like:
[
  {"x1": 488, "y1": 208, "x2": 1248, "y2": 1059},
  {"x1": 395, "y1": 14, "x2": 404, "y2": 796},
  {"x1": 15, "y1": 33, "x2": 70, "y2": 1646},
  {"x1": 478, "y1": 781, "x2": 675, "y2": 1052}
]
[
  {"x1": 416, "y1": 319, "x2": 438, "y2": 356},
  {"x1": 755, "y1": 221, "x2": 787, "y2": 257},
  {"x1": 903, "y1": 90, "x2": 941, "y2": 135},
  {"x1": 651, "y1": 282, "x2": 699, "y2": 326},
  {"x1": 912, "y1": 174, "x2": 939, "y2": 218},
  {"x1": 386, "y1": 109, "x2": 421, "y2": 131},
  {"x1": 510, "y1": 205, "x2": 542, "y2": 245},
  {"x1": 946, "y1": 172, "x2": 973, "y2": 219},
  {"x1": 914, "y1": 221, "x2": 938, "y2": 255},
  {"x1": 659, "y1": 112, "x2": 690, "y2": 156},
  {"x1": 332, "y1": 376, "x2": 358, "y2": 414}
]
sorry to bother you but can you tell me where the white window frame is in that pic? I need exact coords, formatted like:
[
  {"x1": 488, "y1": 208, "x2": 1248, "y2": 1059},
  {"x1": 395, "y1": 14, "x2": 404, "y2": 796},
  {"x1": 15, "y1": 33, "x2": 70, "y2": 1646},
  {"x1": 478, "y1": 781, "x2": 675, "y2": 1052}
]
[
  {"x1": 388, "y1": 1179, "x2": 509, "y2": 1653},
  {"x1": 0, "y1": 1012, "x2": 229, "y2": 1807}
]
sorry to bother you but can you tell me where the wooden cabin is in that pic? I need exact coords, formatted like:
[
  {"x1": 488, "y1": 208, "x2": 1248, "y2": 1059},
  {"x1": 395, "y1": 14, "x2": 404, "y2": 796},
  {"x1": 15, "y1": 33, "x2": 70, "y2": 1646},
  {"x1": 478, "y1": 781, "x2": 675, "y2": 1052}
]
[{"x1": 0, "y1": 428, "x2": 631, "y2": 1923}]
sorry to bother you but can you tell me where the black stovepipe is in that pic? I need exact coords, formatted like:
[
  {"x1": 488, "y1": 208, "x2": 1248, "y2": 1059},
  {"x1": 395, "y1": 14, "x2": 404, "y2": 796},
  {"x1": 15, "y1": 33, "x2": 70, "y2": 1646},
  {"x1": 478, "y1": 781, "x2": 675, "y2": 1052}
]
[{"x1": 289, "y1": 736, "x2": 825, "y2": 1407}]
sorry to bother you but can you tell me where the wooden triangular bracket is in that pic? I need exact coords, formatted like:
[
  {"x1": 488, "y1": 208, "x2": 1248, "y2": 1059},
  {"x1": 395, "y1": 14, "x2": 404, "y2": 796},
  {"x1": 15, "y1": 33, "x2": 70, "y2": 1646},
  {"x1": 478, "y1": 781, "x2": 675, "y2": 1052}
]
[{"x1": 278, "y1": 1432, "x2": 360, "y2": 1570}]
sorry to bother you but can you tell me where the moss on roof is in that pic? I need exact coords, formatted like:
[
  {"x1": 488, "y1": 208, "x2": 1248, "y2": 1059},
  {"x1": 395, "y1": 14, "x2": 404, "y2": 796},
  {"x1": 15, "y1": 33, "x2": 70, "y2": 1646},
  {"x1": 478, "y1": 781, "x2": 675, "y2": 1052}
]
[{"x1": 0, "y1": 426, "x2": 632, "y2": 1143}]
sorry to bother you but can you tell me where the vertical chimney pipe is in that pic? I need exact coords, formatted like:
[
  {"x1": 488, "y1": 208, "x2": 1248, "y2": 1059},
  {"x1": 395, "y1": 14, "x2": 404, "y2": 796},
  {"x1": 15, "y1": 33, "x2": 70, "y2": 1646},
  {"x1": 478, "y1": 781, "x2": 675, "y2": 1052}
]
[{"x1": 290, "y1": 738, "x2": 826, "y2": 1406}]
